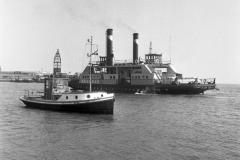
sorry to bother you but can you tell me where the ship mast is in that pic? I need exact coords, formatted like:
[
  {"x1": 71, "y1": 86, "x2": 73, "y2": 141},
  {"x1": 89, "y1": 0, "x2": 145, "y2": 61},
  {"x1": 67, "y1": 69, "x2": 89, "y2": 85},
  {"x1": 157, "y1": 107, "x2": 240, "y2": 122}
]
[
  {"x1": 90, "y1": 36, "x2": 92, "y2": 92},
  {"x1": 169, "y1": 36, "x2": 172, "y2": 63},
  {"x1": 149, "y1": 41, "x2": 153, "y2": 54},
  {"x1": 87, "y1": 36, "x2": 98, "y2": 92}
]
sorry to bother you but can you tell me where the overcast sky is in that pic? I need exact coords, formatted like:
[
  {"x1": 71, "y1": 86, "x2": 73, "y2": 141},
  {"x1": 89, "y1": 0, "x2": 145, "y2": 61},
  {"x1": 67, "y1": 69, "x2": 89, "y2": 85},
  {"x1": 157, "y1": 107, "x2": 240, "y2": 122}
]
[{"x1": 0, "y1": 0, "x2": 239, "y2": 84}]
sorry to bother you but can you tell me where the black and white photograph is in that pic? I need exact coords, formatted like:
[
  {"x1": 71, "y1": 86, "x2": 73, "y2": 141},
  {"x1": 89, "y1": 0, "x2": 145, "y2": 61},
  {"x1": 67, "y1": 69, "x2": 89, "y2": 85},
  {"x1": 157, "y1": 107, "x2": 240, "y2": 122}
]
[{"x1": 0, "y1": 0, "x2": 239, "y2": 159}]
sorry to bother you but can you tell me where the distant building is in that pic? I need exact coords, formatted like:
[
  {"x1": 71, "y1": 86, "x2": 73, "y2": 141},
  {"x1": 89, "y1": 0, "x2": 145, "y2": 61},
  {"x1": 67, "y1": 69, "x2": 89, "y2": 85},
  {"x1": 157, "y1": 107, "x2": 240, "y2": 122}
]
[
  {"x1": 0, "y1": 50, "x2": 69, "y2": 82},
  {"x1": 0, "y1": 70, "x2": 37, "y2": 82},
  {"x1": 53, "y1": 49, "x2": 61, "y2": 75}
]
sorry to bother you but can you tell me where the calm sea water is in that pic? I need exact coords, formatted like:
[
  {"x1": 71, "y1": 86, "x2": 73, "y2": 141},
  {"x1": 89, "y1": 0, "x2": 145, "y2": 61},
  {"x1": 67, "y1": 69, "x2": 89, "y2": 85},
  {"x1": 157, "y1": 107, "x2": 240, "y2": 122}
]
[{"x1": 0, "y1": 82, "x2": 240, "y2": 160}]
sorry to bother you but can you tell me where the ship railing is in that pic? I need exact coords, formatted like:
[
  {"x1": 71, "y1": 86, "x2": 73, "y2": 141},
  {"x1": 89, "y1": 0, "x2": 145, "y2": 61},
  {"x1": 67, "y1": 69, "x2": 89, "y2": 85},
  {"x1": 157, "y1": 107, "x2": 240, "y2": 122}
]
[
  {"x1": 24, "y1": 90, "x2": 44, "y2": 98},
  {"x1": 91, "y1": 59, "x2": 172, "y2": 66},
  {"x1": 177, "y1": 78, "x2": 215, "y2": 85},
  {"x1": 91, "y1": 59, "x2": 135, "y2": 65},
  {"x1": 198, "y1": 78, "x2": 215, "y2": 84},
  {"x1": 177, "y1": 78, "x2": 196, "y2": 84},
  {"x1": 114, "y1": 59, "x2": 133, "y2": 64},
  {"x1": 155, "y1": 77, "x2": 215, "y2": 85},
  {"x1": 91, "y1": 61, "x2": 101, "y2": 65}
]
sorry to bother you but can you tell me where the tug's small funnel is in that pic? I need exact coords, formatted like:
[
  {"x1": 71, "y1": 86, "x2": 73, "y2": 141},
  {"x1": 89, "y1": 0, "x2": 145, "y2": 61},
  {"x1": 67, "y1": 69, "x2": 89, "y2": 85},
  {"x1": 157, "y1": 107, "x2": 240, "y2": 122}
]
[
  {"x1": 133, "y1": 33, "x2": 138, "y2": 64},
  {"x1": 106, "y1": 29, "x2": 113, "y2": 66}
]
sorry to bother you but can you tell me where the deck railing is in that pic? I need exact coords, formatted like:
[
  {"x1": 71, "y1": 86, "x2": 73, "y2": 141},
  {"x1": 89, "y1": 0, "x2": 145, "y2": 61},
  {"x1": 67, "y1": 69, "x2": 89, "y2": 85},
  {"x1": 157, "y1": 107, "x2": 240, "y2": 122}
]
[
  {"x1": 154, "y1": 77, "x2": 216, "y2": 85},
  {"x1": 91, "y1": 59, "x2": 172, "y2": 66},
  {"x1": 24, "y1": 90, "x2": 44, "y2": 98},
  {"x1": 176, "y1": 78, "x2": 215, "y2": 85}
]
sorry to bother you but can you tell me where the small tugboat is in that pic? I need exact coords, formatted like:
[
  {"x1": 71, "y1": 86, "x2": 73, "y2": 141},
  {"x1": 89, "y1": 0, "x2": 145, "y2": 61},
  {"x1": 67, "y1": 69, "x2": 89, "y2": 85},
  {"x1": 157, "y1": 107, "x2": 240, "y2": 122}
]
[{"x1": 20, "y1": 39, "x2": 115, "y2": 114}]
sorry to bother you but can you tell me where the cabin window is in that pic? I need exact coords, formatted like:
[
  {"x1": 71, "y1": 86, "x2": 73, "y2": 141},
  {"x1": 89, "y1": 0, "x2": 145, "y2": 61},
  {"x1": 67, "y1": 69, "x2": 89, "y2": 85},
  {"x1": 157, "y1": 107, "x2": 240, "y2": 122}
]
[
  {"x1": 146, "y1": 76, "x2": 148, "y2": 79},
  {"x1": 101, "y1": 94, "x2": 103, "y2": 97},
  {"x1": 66, "y1": 96, "x2": 68, "y2": 99},
  {"x1": 87, "y1": 95, "x2": 90, "y2": 98},
  {"x1": 75, "y1": 95, "x2": 78, "y2": 99}
]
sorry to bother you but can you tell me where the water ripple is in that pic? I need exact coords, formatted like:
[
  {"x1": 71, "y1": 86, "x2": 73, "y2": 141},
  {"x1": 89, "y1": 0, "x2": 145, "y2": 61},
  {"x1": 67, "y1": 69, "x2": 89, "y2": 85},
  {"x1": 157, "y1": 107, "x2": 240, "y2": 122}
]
[{"x1": 0, "y1": 83, "x2": 240, "y2": 160}]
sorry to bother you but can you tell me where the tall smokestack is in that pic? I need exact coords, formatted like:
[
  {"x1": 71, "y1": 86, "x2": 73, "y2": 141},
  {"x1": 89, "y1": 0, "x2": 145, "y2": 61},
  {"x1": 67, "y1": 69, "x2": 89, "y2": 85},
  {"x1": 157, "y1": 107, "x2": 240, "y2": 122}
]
[
  {"x1": 106, "y1": 29, "x2": 113, "y2": 66},
  {"x1": 133, "y1": 33, "x2": 138, "y2": 64}
]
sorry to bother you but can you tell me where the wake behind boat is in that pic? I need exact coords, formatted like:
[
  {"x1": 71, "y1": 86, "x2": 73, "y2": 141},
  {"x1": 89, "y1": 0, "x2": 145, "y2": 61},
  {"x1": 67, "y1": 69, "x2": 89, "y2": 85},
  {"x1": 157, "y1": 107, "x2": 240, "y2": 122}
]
[{"x1": 20, "y1": 39, "x2": 115, "y2": 114}]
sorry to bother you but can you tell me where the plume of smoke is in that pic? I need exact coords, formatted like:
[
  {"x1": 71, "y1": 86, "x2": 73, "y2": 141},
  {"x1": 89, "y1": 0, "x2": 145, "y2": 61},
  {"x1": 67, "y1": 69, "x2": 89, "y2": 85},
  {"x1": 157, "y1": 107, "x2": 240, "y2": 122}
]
[
  {"x1": 113, "y1": 18, "x2": 136, "y2": 33},
  {"x1": 57, "y1": 0, "x2": 135, "y2": 32}
]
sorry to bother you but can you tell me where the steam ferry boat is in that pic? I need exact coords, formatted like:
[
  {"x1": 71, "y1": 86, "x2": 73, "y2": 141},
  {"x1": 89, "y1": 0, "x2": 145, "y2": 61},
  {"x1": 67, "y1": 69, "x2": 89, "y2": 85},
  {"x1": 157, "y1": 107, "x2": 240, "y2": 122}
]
[
  {"x1": 20, "y1": 48, "x2": 115, "y2": 114},
  {"x1": 69, "y1": 29, "x2": 216, "y2": 94}
]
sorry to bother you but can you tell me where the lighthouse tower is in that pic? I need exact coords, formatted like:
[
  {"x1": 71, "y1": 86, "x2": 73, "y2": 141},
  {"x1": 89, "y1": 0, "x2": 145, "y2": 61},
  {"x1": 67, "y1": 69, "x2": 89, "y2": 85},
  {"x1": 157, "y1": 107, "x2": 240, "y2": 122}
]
[{"x1": 53, "y1": 49, "x2": 61, "y2": 75}]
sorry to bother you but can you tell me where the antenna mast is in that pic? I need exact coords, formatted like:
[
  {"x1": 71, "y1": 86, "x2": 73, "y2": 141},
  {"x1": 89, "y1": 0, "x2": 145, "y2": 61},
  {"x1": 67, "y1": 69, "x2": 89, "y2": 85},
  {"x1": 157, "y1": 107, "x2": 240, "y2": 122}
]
[
  {"x1": 87, "y1": 36, "x2": 98, "y2": 92},
  {"x1": 169, "y1": 36, "x2": 172, "y2": 63},
  {"x1": 90, "y1": 36, "x2": 92, "y2": 92},
  {"x1": 149, "y1": 41, "x2": 153, "y2": 54}
]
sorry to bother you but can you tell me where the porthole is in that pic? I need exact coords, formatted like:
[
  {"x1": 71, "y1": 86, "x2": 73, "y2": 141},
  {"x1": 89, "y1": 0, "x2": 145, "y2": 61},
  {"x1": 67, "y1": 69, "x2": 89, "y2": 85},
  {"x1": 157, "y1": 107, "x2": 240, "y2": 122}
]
[
  {"x1": 101, "y1": 94, "x2": 103, "y2": 97},
  {"x1": 66, "y1": 96, "x2": 68, "y2": 99},
  {"x1": 75, "y1": 95, "x2": 78, "y2": 99},
  {"x1": 87, "y1": 95, "x2": 90, "y2": 98}
]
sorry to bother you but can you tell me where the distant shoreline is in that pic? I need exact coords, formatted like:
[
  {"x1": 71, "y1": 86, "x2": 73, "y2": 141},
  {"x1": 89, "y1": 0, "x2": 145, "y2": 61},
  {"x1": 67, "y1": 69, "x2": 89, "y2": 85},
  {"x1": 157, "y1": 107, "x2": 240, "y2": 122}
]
[
  {"x1": 0, "y1": 81, "x2": 239, "y2": 85},
  {"x1": 0, "y1": 80, "x2": 43, "y2": 83}
]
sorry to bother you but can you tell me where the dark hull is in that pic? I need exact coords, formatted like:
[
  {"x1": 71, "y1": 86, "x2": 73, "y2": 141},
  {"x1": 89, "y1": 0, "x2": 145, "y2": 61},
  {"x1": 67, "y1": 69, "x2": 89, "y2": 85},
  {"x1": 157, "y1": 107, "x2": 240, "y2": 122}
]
[
  {"x1": 155, "y1": 84, "x2": 216, "y2": 94},
  {"x1": 20, "y1": 97, "x2": 114, "y2": 114},
  {"x1": 70, "y1": 82, "x2": 216, "y2": 94}
]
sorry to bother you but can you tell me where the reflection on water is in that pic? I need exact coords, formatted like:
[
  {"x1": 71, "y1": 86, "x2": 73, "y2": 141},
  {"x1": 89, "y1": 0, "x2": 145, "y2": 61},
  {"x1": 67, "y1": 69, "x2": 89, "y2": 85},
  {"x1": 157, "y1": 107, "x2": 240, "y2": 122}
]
[{"x1": 0, "y1": 82, "x2": 240, "y2": 160}]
